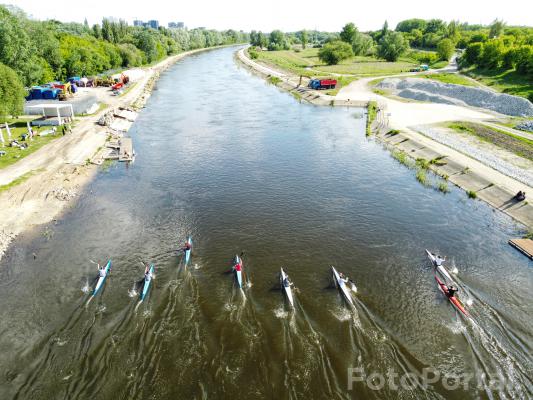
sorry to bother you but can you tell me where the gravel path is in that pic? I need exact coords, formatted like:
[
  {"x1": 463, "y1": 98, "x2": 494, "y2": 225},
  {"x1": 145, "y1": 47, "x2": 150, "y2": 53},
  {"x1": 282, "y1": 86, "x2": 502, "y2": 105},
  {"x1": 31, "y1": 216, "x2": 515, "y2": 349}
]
[{"x1": 413, "y1": 125, "x2": 533, "y2": 187}]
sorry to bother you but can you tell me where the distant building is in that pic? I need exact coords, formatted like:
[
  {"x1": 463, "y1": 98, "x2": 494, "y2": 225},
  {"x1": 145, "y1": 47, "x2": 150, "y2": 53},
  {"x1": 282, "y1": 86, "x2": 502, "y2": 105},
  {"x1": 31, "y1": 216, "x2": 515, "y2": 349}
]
[
  {"x1": 168, "y1": 21, "x2": 185, "y2": 29},
  {"x1": 133, "y1": 20, "x2": 144, "y2": 27},
  {"x1": 147, "y1": 20, "x2": 159, "y2": 29}
]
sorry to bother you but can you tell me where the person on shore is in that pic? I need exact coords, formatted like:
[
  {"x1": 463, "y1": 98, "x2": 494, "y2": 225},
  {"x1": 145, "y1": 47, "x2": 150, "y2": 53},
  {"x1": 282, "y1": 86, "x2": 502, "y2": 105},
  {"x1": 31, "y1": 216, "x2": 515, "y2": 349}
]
[
  {"x1": 515, "y1": 191, "x2": 526, "y2": 201},
  {"x1": 447, "y1": 285, "x2": 458, "y2": 298},
  {"x1": 62, "y1": 125, "x2": 66, "y2": 136}
]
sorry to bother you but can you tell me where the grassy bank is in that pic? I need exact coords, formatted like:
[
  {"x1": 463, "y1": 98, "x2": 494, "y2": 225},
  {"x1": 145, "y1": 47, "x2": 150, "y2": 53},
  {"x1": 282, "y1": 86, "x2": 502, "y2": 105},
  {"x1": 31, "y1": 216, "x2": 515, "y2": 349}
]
[
  {"x1": 448, "y1": 121, "x2": 533, "y2": 161},
  {"x1": 252, "y1": 47, "x2": 432, "y2": 78},
  {"x1": 0, "y1": 119, "x2": 62, "y2": 170},
  {"x1": 366, "y1": 101, "x2": 378, "y2": 135},
  {"x1": 462, "y1": 66, "x2": 533, "y2": 101},
  {"x1": 416, "y1": 73, "x2": 479, "y2": 87}
]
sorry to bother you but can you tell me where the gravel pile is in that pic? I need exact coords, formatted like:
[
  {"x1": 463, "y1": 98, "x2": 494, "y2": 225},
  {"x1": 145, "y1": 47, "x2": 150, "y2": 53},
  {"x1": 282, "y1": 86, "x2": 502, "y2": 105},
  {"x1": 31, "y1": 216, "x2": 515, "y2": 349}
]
[
  {"x1": 515, "y1": 120, "x2": 533, "y2": 132},
  {"x1": 413, "y1": 125, "x2": 533, "y2": 187},
  {"x1": 378, "y1": 78, "x2": 533, "y2": 117},
  {"x1": 0, "y1": 230, "x2": 14, "y2": 260}
]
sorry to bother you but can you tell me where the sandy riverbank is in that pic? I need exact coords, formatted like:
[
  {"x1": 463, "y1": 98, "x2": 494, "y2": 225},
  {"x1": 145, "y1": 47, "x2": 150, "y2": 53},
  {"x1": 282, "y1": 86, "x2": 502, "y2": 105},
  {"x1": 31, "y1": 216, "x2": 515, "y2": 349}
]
[
  {"x1": 0, "y1": 45, "x2": 237, "y2": 260},
  {"x1": 238, "y1": 48, "x2": 533, "y2": 229}
]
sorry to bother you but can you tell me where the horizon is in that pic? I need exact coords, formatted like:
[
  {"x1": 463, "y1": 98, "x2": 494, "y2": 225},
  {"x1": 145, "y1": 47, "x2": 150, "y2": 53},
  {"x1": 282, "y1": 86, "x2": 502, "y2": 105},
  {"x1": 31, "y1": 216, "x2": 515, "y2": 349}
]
[{"x1": 6, "y1": 0, "x2": 533, "y2": 32}]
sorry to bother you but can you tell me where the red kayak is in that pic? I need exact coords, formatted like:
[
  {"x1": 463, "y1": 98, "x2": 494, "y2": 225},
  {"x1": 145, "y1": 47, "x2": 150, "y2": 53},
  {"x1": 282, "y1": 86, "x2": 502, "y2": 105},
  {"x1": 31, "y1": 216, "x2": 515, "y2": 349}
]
[{"x1": 435, "y1": 275, "x2": 469, "y2": 318}]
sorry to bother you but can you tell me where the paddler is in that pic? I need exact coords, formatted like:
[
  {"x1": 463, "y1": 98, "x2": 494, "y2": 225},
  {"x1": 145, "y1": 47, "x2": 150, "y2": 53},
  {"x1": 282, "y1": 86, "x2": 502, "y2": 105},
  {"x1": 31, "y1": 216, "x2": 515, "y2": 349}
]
[
  {"x1": 283, "y1": 276, "x2": 292, "y2": 287},
  {"x1": 447, "y1": 285, "x2": 458, "y2": 298},
  {"x1": 435, "y1": 255, "x2": 445, "y2": 266},
  {"x1": 97, "y1": 263, "x2": 106, "y2": 277},
  {"x1": 234, "y1": 261, "x2": 242, "y2": 272},
  {"x1": 144, "y1": 266, "x2": 152, "y2": 281},
  {"x1": 183, "y1": 240, "x2": 192, "y2": 252}
]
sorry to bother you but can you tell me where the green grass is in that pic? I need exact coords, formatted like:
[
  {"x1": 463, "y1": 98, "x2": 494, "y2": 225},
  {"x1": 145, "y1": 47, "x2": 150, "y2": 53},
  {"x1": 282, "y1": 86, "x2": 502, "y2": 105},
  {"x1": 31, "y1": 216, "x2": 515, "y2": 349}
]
[
  {"x1": 448, "y1": 121, "x2": 533, "y2": 160},
  {"x1": 416, "y1": 169, "x2": 429, "y2": 185},
  {"x1": 462, "y1": 66, "x2": 533, "y2": 101},
  {"x1": 268, "y1": 76, "x2": 282, "y2": 85},
  {"x1": 467, "y1": 190, "x2": 477, "y2": 199},
  {"x1": 438, "y1": 182, "x2": 449, "y2": 193},
  {"x1": 366, "y1": 101, "x2": 378, "y2": 136},
  {"x1": 0, "y1": 169, "x2": 42, "y2": 192},
  {"x1": 0, "y1": 120, "x2": 62, "y2": 169},
  {"x1": 391, "y1": 149, "x2": 413, "y2": 167},
  {"x1": 255, "y1": 47, "x2": 419, "y2": 78},
  {"x1": 417, "y1": 73, "x2": 479, "y2": 87}
]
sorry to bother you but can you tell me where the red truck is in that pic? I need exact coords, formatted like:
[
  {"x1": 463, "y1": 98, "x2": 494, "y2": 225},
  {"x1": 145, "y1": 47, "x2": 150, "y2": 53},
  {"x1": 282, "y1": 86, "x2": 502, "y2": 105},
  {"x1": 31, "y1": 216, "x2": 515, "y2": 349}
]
[{"x1": 308, "y1": 79, "x2": 337, "y2": 90}]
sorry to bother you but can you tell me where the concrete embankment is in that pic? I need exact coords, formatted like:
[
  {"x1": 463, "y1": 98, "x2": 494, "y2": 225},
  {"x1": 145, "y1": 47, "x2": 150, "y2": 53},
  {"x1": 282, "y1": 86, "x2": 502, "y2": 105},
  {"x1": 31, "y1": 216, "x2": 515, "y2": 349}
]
[
  {"x1": 239, "y1": 48, "x2": 533, "y2": 229},
  {"x1": 370, "y1": 114, "x2": 533, "y2": 228},
  {"x1": 236, "y1": 48, "x2": 367, "y2": 108}
]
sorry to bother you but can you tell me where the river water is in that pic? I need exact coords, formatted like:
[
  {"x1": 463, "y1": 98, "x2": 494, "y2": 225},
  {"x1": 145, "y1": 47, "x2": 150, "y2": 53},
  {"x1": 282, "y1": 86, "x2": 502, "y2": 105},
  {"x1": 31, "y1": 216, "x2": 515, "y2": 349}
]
[{"x1": 1, "y1": 47, "x2": 532, "y2": 400}]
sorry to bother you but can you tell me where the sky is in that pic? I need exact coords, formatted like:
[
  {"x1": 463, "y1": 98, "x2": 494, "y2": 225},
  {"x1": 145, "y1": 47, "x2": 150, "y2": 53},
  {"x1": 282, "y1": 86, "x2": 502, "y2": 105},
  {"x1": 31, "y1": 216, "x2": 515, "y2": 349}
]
[{"x1": 7, "y1": 0, "x2": 533, "y2": 32}]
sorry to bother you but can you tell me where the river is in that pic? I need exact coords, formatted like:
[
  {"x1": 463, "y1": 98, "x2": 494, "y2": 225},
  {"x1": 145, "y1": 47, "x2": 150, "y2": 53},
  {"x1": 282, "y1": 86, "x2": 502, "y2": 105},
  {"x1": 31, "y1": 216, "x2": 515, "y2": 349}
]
[{"x1": 1, "y1": 47, "x2": 531, "y2": 400}]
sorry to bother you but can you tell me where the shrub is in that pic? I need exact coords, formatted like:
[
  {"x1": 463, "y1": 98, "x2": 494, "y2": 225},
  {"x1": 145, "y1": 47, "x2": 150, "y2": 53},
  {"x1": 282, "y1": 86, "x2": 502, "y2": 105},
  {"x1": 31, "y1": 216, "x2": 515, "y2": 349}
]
[
  {"x1": 377, "y1": 32, "x2": 408, "y2": 62},
  {"x1": 437, "y1": 38, "x2": 454, "y2": 61},
  {"x1": 318, "y1": 40, "x2": 354, "y2": 65}
]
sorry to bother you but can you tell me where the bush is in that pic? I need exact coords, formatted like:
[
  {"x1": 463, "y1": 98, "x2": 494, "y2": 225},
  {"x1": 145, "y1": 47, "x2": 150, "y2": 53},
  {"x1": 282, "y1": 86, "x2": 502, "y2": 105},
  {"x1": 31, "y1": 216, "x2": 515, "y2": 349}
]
[
  {"x1": 377, "y1": 32, "x2": 408, "y2": 62},
  {"x1": 248, "y1": 49, "x2": 258, "y2": 59},
  {"x1": 318, "y1": 40, "x2": 353, "y2": 65},
  {"x1": 437, "y1": 38, "x2": 454, "y2": 61},
  {"x1": 0, "y1": 63, "x2": 26, "y2": 118}
]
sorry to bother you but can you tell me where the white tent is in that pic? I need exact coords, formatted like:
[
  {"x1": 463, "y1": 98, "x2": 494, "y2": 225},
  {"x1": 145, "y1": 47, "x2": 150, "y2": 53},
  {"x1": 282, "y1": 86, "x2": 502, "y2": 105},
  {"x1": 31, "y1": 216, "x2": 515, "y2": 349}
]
[
  {"x1": 25, "y1": 104, "x2": 74, "y2": 126},
  {"x1": 0, "y1": 127, "x2": 4, "y2": 145}
]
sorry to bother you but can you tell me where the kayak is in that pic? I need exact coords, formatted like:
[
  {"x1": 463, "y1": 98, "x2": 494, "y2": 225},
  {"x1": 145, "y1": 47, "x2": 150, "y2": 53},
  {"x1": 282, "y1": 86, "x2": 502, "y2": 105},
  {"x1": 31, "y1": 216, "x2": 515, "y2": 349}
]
[
  {"x1": 140, "y1": 264, "x2": 155, "y2": 302},
  {"x1": 331, "y1": 266, "x2": 354, "y2": 307},
  {"x1": 184, "y1": 236, "x2": 193, "y2": 265},
  {"x1": 280, "y1": 267, "x2": 294, "y2": 308},
  {"x1": 92, "y1": 260, "x2": 112, "y2": 297},
  {"x1": 435, "y1": 274, "x2": 469, "y2": 318},
  {"x1": 426, "y1": 249, "x2": 454, "y2": 283},
  {"x1": 233, "y1": 255, "x2": 243, "y2": 288}
]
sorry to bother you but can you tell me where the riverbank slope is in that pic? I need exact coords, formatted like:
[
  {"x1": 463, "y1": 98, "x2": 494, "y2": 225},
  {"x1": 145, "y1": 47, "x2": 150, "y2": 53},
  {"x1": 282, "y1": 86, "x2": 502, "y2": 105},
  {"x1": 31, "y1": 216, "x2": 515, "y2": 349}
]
[{"x1": 0, "y1": 45, "x2": 236, "y2": 259}]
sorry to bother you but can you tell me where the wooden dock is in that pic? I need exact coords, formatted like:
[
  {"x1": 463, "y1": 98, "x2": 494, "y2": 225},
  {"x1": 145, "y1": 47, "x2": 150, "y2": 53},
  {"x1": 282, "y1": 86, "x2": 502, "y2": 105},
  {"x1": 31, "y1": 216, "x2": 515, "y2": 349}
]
[
  {"x1": 509, "y1": 238, "x2": 533, "y2": 259},
  {"x1": 119, "y1": 137, "x2": 134, "y2": 161}
]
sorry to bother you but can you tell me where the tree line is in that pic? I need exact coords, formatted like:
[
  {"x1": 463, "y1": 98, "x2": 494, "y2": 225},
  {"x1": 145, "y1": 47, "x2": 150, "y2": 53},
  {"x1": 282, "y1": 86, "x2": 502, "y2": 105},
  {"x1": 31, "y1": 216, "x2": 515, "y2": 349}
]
[
  {"x1": 0, "y1": 5, "x2": 247, "y2": 117},
  {"x1": 248, "y1": 19, "x2": 533, "y2": 77}
]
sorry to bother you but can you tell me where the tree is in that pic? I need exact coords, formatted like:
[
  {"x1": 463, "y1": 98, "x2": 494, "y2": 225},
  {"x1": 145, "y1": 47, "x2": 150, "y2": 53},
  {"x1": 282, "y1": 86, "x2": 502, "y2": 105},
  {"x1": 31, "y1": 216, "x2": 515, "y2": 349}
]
[
  {"x1": 381, "y1": 20, "x2": 389, "y2": 37},
  {"x1": 257, "y1": 31, "x2": 267, "y2": 48},
  {"x1": 301, "y1": 30, "x2": 308, "y2": 49},
  {"x1": 101, "y1": 18, "x2": 114, "y2": 42},
  {"x1": 0, "y1": 63, "x2": 26, "y2": 118},
  {"x1": 268, "y1": 30, "x2": 289, "y2": 51},
  {"x1": 437, "y1": 38, "x2": 454, "y2": 60},
  {"x1": 396, "y1": 19, "x2": 427, "y2": 33},
  {"x1": 340, "y1": 23, "x2": 357, "y2": 44},
  {"x1": 377, "y1": 32, "x2": 407, "y2": 62},
  {"x1": 318, "y1": 40, "x2": 353, "y2": 65},
  {"x1": 479, "y1": 39, "x2": 504, "y2": 68},
  {"x1": 352, "y1": 32, "x2": 374, "y2": 56},
  {"x1": 425, "y1": 19, "x2": 446, "y2": 34},
  {"x1": 463, "y1": 42, "x2": 483, "y2": 65},
  {"x1": 489, "y1": 19, "x2": 505, "y2": 39}
]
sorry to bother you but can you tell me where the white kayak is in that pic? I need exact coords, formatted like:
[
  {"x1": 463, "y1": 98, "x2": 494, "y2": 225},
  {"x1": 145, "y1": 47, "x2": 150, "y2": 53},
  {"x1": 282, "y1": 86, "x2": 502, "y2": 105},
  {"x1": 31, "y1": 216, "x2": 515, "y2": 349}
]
[
  {"x1": 184, "y1": 237, "x2": 193, "y2": 266},
  {"x1": 140, "y1": 264, "x2": 155, "y2": 302},
  {"x1": 280, "y1": 267, "x2": 294, "y2": 308},
  {"x1": 233, "y1": 255, "x2": 243, "y2": 288},
  {"x1": 92, "y1": 260, "x2": 112, "y2": 297},
  {"x1": 425, "y1": 249, "x2": 455, "y2": 283},
  {"x1": 331, "y1": 266, "x2": 354, "y2": 307}
]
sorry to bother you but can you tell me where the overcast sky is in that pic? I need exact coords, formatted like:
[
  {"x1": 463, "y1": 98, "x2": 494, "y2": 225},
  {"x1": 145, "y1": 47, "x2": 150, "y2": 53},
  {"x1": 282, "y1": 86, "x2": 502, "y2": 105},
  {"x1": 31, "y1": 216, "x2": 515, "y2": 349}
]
[{"x1": 7, "y1": 0, "x2": 533, "y2": 32}]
